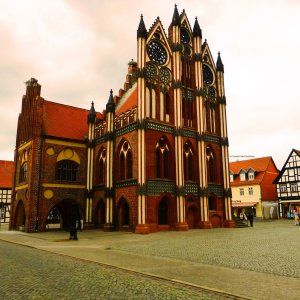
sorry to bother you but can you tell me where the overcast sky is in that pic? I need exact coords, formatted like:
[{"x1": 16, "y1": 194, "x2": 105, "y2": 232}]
[{"x1": 0, "y1": 0, "x2": 299, "y2": 169}]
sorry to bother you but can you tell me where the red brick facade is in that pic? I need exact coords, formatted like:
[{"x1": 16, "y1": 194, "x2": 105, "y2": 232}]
[{"x1": 10, "y1": 6, "x2": 234, "y2": 233}]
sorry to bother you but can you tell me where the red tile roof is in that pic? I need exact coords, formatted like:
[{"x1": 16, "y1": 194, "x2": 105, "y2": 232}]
[
  {"x1": 0, "y1": 160, "x2": 14, "y2": 188},
  {"x1": 229, "y1": 157, "x2": 278, "y2": 201},
  {"x1": 43, "y1": 101, "x2": 89, "y2": 141},
  {"x1": 115, "y1": 85, "x2": 138, "y2": 116},
  {"x1": 261, "y1": 171, "x2": 278, "y2": 201},
  {"x1": 230, "y1": 157, "x2": 274, "y2": 174}
]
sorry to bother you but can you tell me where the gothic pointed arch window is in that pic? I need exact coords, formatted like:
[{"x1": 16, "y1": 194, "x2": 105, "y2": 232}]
[
  {"x1": 184, "y1": 142, "x2": 194, "y2": 181},
  {"x1": 146, "y1": 63, "x2": 158, "y2": 119},
  {"x1": 206, "y1": 146, "x2": 216, "y2": 183},
  {"x1": 205, "y1": 99, "x2": 211, "y2": 132},
  {"x1": 158, "y1": 198, "x2": 169, "y2": 225},
  {"x1": 182, "y1": 97, "x2": 186, "y2": 126},
  {"x1": 159, "y1": 67, "x2": 171, "y2": 123},
  {"x1": 118, "y1": 140, "x2": 133, "y2": 181},
  {"x1": 98, "y1": 148, "x2": 106, "y2": 184},
  {"x1": 19, "y1": 162, "x2": 27, "y2": 183},
  {"x1": 127, "y1": 150, "x2": 132, "y2": 179},
  {"x1": 165, "y1": 92, "x2": 170, "y2": 115},
  {"x1": 120, "y1": 152, "x2": 125, "y2": 180},
  {"x1": 208, "y1": 86, "x2": 216, "y2": 133},
  {"x1": 155, "y1": 137, "x2": 170, "y2": 179},
  {"x1": 208, "y1": 196, "x2": 216, "y2": 211},
  {"x1": 19, "y1": 149, "x2": 30, "y2": 183}
]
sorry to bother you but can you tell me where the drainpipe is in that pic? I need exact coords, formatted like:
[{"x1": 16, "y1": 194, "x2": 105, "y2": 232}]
[{"x1": 35, "y1": 137, "x2": 43, "y2": 231}]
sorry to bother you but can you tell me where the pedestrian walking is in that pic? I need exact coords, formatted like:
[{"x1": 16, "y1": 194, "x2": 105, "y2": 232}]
[
  {"x1": 243, "y1": 212, "x2": 247, "y2": 224},
  {"x1": 247, "y1": 213, "x2": 254, "y2": 227},
  {"x1": 294, "y1": 213, "x2": 299, "y2": 226}
]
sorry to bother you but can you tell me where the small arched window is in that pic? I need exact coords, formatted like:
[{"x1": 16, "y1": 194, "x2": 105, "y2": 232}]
[
  {"x1": 182, "y1": 97, "x2": 186, "y2": 126},
  {"x1": 155, "y1": 138, "x2": 170, "y2": 179},
  {"x1": 184, "y1": 142, "x2": 194, "y2": 181},
  {"x1": 208, "y1": 196, "x2": 216, "y2": 211},
  {"x1": 120, "y1": 152, "x2": 125, "y2": 180},
  {"x1": 98, "y1": 148, "x2": 106, "y2": 184},
  {"x1": 119, "y1": 141, "x2": 133, "y2": 180},
  {"x1": 206, "y1": 147, "x2": 215, "y2": 183},
  {"x1": 158, "y1": 198, "x2": 168, "y2": 225},
  {"x1": 165, "y1": 92, "x2": 170, "y2": 115},
  {"x1": 56, "y1": 160, "x2": 78, "y2": 182},
  {"x1": 19, "y1": 162, "x2": 27, "y2": 183},
  {"x1": 126, "y1": 150, "x2": 132, "y2": 179}
]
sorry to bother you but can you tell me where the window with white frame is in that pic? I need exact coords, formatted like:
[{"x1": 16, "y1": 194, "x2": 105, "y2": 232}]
[
  {"x1": 248, "y1": 187, "x2": 253, "y2": 195},
  {"x1": 288, "y1": 169, "x2": 295, "y2": 176},
  {"x1": 279, "y1": 184, "x2": 287, "y2": 193},
  {"x1": 248, "y1": 172, "x2": 254, "y2": 180},
  {"x1": 230, "y1": 174, "x2": 234, "y2": 182},
  {"x1": 291, "y1": 183, "x2": 298, "y2": 192},
  {"x1": 240, "y1": 172, "x2": 246, "y2": 181},
  {"x1": 240, "y1": 188, "x2": 244, "y2": 196}
]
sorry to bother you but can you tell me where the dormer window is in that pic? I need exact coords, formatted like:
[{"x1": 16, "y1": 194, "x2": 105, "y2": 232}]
[
  {"x1": 248, "y1": 171, "x2": 254, "y2": 180},
  {"x1": 240, "y1": 171, "x2": 246, "y2": 181},
  {"x1": 230, "y1": 174, "x2": 234, "y2": 182}
]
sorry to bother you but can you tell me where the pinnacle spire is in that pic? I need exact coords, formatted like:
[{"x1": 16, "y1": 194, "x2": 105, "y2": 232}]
[
  {"x1": 171, "y1": 4, "x2": 180, "y2": 26},
  {"x1": 216, "y1": 52, "x2": 224, "y2": 73},
  {"x1": 88, "y1": 101, "x2": 96, "y2": 123},
  {"x1": 106, "y1": 89, "x2": 115, "y2": 112},
  {"x1": 193, "y1": 17, "x2": 202, "y2": 38},
  {"x1": 137, "y1": 14, "x2": 147, "y2": 38}
]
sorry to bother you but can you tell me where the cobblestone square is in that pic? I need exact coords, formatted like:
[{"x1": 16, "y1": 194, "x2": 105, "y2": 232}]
[{"x1": 1, "y1": 219, "x2": 300, "y2": 299}]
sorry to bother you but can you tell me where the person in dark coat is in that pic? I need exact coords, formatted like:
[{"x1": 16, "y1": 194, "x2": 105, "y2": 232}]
[
  {"x1": 69, "y1": 205, "x2": 80, "y2": 240},
  {"x1": 247, "y1": 212, "x2": 254, "y2": 227}
]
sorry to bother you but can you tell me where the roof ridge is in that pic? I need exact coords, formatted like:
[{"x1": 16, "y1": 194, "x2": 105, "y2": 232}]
[{"x1": 44, "y1": 100, "x2": 89, "y2": 112}]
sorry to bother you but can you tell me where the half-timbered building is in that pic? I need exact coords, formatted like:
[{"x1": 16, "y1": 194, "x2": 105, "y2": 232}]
[
  {"x1": 10, "y1": 5, "x2": 234, "y2": 233},
  {"x1": 0, "y1": 160, "x2": 14, "y2": 225},
  {"x1": 274, "y1": 149, "x2": 300, "y2": 218}
]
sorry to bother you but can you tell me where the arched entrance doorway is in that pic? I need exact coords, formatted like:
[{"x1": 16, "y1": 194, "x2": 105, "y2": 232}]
[
  {"x1": 14, "y1": 200, "x2": 25, "y2": 230},
  {"x1": 186, "y1": 206, "x2": 197, "y2": 229},
  {"x1": 46, "y1": 207, "x2": 62, "y2": 230},
  {"x1": 53, "y1": 200, "x2": 82, "y2": 231},
  {"x1": 95, "y1": 199, "x2": 106, "y2": 228},
  {"x1": 117, "y1": 198, "x2": 130, "y2": 230},
  {"x1": 158, "y1": 198, "x2": 169, "y2": 225}
]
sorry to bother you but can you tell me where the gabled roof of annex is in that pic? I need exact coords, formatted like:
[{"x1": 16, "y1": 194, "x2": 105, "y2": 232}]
[
  {"x1": 229, "y1": 157, "x2": 278, "y2": 187},
  {"x1": 42, "y1": 100, "x2": 90, "y2": 141},
  {"x1": 0, "y1": 160, "x2": 14, "y2": 189}
]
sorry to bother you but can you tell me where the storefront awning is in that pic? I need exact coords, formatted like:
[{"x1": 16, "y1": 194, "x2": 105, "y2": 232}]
[{"x1": 232, "y1": 202, "x2": 258, "y2": 207}]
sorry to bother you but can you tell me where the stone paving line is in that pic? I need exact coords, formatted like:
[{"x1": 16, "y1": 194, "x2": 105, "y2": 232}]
[{"x1": 1, "y1": 220, "x2": 300, "y2": 300}]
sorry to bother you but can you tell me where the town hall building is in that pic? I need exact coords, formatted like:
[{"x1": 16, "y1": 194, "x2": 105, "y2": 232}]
[{"x1": 10, "y1": 5, "x2": 234, "y2": 233}]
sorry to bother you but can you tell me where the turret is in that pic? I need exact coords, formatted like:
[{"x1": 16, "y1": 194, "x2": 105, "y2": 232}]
[
  {"x1": 88, "y1": 101, "x2": 96, "y2": 123},
  {"x1": 216, "y1": 52, "x2": 224, "y2": 73},
  {"x1": 25, "y1": 78, "x2": 41, "y2": 98},
  {"x1": 171, "y1": 4, "x2": 180, "y2": 26},
  {"x1": 193, "y1": 17, "x2": 202, "y2": 38},
  {"x1": 137, "y1": 14, "x2": 147, "y2": 39},
  {"x1": 106, "y1": 90, "x2": 115, "y2": 113}
]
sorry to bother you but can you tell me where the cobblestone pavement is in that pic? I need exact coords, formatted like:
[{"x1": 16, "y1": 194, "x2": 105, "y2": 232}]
[
  {"x1": 0, "y1": 240, "x2": 237, "y2": 300},
  {"x1": 117, "y1": 219, "x2": 300, "y2": 278},
  {"x1": 1, "y1": 220, "x2": 300, "y2": 299}
]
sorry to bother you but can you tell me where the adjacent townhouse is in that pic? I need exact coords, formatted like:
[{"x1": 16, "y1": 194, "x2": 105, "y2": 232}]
[
  {"x1": 273, "y1": 149, "x2": 300, "y2": 218},
  {"x1": 229, "y1": 157, "x2": 279, "y2": 219}
]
